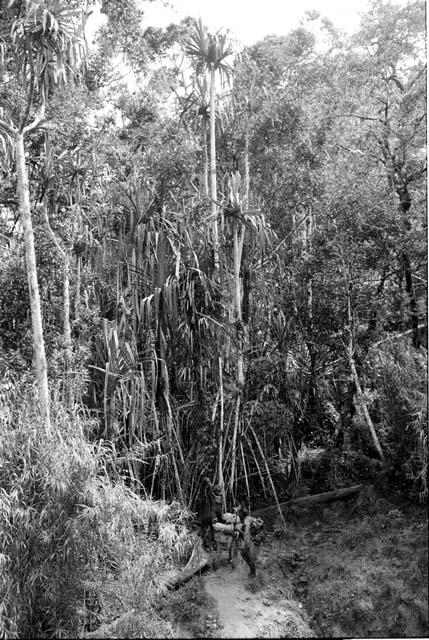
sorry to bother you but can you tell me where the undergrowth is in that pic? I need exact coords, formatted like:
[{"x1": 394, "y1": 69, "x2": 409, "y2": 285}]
[
  {"x1": 156, "y1": 577, "x2": 218, "y2": 638},
  {"x1": 0, "y1": 378, "x2": 195, "y2": 639},
  {"x1": 279, "y1": 500, "x2": 428, "y2": 638}
]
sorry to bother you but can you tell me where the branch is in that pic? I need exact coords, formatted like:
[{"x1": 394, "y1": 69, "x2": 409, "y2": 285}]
[
  {"x1": 23, "y1": 104, "x2": 46, "y2": 134},
  {"x1": 260, "y1": 209, "x2": 311, "y2": 267},
  {"x1": 371, "y1": 324, "x2": 427, "y2": 348},
  {"x1": 0, "y1": 198, "x2": 19, "y2": 207},
  {"x1": 39, "y1": 202, "x2": 66, "y2": 258},
  {"x1": 0, "y1": 118, "x2": 16, "y2": 138},
  {"x1": 335, "y1": 113, "x2": 383, "y2": 123},
  {"x1": 406, "y1": 64, "x2": 427, "y2": 92}
]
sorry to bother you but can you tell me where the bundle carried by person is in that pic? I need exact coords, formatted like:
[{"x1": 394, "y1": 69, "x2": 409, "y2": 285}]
[{"x1": 212, "y1": 508, "x2": 264, "y2": 546}]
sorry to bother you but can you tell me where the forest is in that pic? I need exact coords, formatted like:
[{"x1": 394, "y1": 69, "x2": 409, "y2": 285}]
[{"x1": 0, "y1": 0, "x2": 427, "y2": 638}]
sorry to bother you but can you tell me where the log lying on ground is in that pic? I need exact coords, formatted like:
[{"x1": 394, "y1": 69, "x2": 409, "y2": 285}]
[
  {"x1": 85, "y1": 610, "x2": 136, "y2": 638},
  {"x1": 252, "y1": 484, "x2": 365, "y2": 520},
  {"x1": 165, "y1": 536, "x2": 210, "y2": 590},
  {"x1": 84, "y1": 540, "x2": 209, "y2": 637}
]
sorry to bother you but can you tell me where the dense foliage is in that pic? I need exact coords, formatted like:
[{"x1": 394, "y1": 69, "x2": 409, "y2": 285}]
[{"x1": 0, "y1": 0, "x2": 426, "y2": 636}]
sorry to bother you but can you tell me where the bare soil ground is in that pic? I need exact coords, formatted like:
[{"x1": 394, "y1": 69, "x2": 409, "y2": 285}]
[
  {"x1": 203, "y1": 556, "x2": 312, "y2": 638},
  {"x1": 178, "y1": 496, "x2": 428, "y2": 639}
]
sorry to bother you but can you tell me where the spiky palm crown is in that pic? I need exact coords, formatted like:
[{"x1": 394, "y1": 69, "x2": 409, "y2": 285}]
[
  {"x1": 185, "y1": 19, "x2": 233, "y2": 81},
  {"x1": 10, "y1": 0, "x2": 85, "y2": 102}
]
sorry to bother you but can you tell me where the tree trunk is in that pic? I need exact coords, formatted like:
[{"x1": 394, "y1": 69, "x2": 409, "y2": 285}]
[
  {"x1": 75, "y1": 254, "x2": 81, "y2": 322},
  {"x1": 397, "y1": 181, "x2": 420, "y2": 347},
  {"x1": 304, "y1": 207, "x2": 316, "y2": 439},
  {"x1": 202, "y1": 118, "x2": 209, "y2": 198},
  {"x1": 244, "y1": 128, "x2": 250, "y2": 208},
  {"x1": 346, "y1": 283, "x2": 386, "y2": 466},
  {"x1": 402, "y1": 250, "x2": 420, "y2": 348},
  {"x1": 229, "y1": 222, "x2": 245, "y2": 498},
  {"x1": 42, "y1": 200, "x2": 73, "y2": 407},
  {"x1": 249, "y1": 423, "x2": 287, "y2": 528},
  {"x1": 379, "y1": 125, "x2": 420, "y2": 348},
  {"x1": 15, "y1": 132, "x2": 51, "y2": 433},
  {"x1": 368, "y1": 267, "x2": 387, "y2": 333},
  {"x1": 218, "y1": 356, "x2": 226, "y2": 510},
  {"x1": 209, "y1": 65, "x2": 219, "y2": 271},
  {"x1": 349, "y1": 354, "x2": 386, "y2": 466},
  {"x1": 63, "y1": 254, "x2": 73, "y2": 407},
  {"x1": 306, "y1": 208, "x2": 313, "y2": 328}
]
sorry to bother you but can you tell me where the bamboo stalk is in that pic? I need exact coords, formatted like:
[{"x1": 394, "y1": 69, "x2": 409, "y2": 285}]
[
  {"x1": 249, "y1": 422, "x2": 287, "y2": 528},
  {"x1": 243, "y1": 432, "x2": 268, "y2": 498},
  {"x1": 240, "y1": 439, "x2": 251, "y2": 511}
]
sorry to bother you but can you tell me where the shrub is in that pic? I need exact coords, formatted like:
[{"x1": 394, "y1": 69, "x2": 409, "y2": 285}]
[
  {"x1": 0, "y1": 378, "x2": 195, "y2": 638},
  {"x1": 368, "y1": 341, "x2": 427, "y2": 501}
]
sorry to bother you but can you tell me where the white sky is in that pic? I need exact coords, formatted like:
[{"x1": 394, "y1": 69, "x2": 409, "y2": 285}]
[
  {"x1": 141, "y1": 0, "x2": 373, "y2": 43},
  {"x1": 87, "y1": 0, "x2": 415, "y2": 47}
]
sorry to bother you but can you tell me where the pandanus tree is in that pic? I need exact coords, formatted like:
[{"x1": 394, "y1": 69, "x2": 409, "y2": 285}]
[
  {"x1": 177, "y1": 76, "x2": 211, "y2": 197},
  {"x1": 185, "y1": 19, "x2": 233, "y2": 272},
  {"x1": 0, "y1": 0, "x2": 85, "y2": 432},
  {"x1": 183, "y1": 21, "x2": 234, "y2": 503}
]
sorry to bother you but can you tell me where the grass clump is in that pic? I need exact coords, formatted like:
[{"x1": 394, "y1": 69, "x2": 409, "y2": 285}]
[
  {"x1": 156, "y1": 577, "x2": 218, "y2": 638},
  {"x1": 283, "y1": 502, "x2": 428, "y2": 638},
  {"x1": 0, "y1": 379, "x2": 195, "y2": 638}
]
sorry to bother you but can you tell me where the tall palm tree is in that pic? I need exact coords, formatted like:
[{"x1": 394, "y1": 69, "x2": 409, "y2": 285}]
[
  {"x1": 178, "y1": 76, "x2": 211, "y2": 197},
  {"x1": 185, "y1": 19, "x2": 233, "y2": 272},
  {"x1": 0, "y1": 0, "x2": 85, "y2": 432}
]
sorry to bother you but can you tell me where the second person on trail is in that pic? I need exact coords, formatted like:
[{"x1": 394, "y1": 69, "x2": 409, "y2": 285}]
[{"x1": 200, "y1": 477, "x2": 223, "y2": 549}]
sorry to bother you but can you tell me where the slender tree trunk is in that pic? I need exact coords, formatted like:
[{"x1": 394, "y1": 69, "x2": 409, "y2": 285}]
[
  {"x1": 75, "y1": 255, "x2": 81, "y2": 322},
  {"x1": 244, "y1": 129, "x2": 250, "y2": 208},
  {"x1": 234, "y1": 225, "x2": 245, "y2": 390},
  {"x1": 249, "y1": 423, "x2": 287, "y2": 528},
  {"x1": 397, "y1": 182, "x2": 420, "y2": 347},
  {"x1": 209, "y1": 66, "x2": 219, "y2": 271},
  {"x1": 74, "y1": 180, "x2": 82, "y2": 323},
  {"x1": 379, "y1": 126, "x2": 420, "y2": 348},
  {"x1": 305, "y1": 207, "x2": 316, "y2": 439},
  {"x1": 218, "y1": 356, "x2": 225, "y2": 510},
  {"x1": 368, "y1": 266, "x2": 387, "y2": 333},
  {"x1": 346, "y1": 283, "x2": 386, "y2": 466},
  {"x1": 202, "y1": 119, "x2": 209, "y2": 198},
  {"x1": 42, "y1": 201, "x2": 73, "y2": 407},
  {"x1": 306, "y1": 209, "x2": 313, "y2": 328},
  {"x1": 402, "y1": 250, "x2": 420, "y2": 348},
  {"x1": 16, "y1": 132, "x2": 51, "y2": 433},
  {"x1": 229, "y1": 222, "x2": 245, "y2": 497},
  {"x1": 348, "y1": 353, "x2": 386, "y2": 466},
  {"x1": 63, "y1": 254, "x2": 73, "y2": 407}
]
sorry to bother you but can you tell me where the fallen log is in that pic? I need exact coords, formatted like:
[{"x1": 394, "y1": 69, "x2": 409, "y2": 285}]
[
  {"x1": 165, "y1": 537, "x2": 210, "y2": 590},
  {"x1": 252, "y1": 484, "x2": 365, "y2": 520},
  {"x1": 84, "y1": 540, "x2": 210, "y2": 637},
  {"x1": 85, "y1": 610, "x2": 136, "y2": 638}
]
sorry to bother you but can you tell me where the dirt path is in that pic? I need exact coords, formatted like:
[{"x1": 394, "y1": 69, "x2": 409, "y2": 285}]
[{"x1": 202, "y1": 557, "x2": 312, "y2": 638}]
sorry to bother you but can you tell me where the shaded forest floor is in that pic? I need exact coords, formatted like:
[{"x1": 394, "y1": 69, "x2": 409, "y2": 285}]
[{"x1": 168, "y1": 496, "x2": 428, "y2": 638}]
